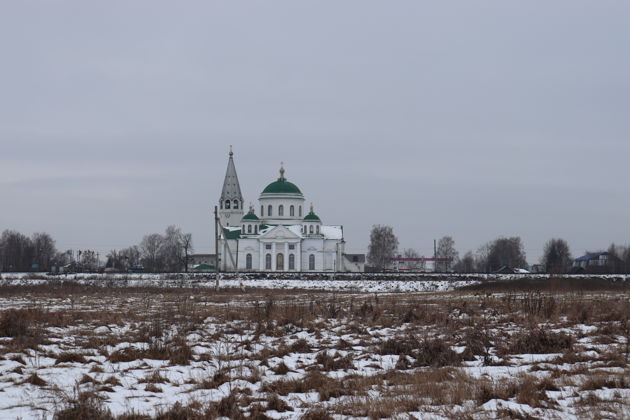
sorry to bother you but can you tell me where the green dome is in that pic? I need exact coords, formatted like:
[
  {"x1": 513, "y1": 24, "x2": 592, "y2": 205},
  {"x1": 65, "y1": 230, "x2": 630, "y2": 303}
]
[
  {"x1": 303, "y1": 211, "x2": 320, "y2": 221},
  {"x1": 261, "y1": 166, "x2": 303, "y2": 195},
  {"x1": 242, "y1": 211, "x2": 259, "y2": 221},
  {"x1": 261, "y1": 178, "x2": 302, "y2": 195}
]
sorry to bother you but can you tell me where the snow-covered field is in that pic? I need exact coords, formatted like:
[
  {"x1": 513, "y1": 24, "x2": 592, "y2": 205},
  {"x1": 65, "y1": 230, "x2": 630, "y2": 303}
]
[
  {"x1": 0, "y1": 276, "x2": 477, "y2": 294},
  {"x1": 0, "y1": 284, "x2": 629, "y2": 419}
]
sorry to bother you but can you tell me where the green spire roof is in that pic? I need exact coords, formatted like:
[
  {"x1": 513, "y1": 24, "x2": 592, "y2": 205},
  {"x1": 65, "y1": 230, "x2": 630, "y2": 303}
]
[
  {"x1": 261, "y1": 165, "x2": 302, "y2": 195},
  {"x1": 303, "y1": 203, "x2": 320, "y2": 221},
  {"x1": 241, "y1": 206, "x2": 259, "y2": 221},
  {"x1": 303, "y1": 212, "x2": 320, "y2": 221}
]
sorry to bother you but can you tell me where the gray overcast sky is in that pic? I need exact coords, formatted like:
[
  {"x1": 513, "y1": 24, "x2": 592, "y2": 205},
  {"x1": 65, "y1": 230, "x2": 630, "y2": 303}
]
[{"x1": 1, "y1": 1, "x2": 629, "y2": 263}]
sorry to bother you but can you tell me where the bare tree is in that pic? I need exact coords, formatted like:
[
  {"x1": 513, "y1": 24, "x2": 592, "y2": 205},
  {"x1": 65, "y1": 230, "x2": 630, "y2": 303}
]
[
  {"x1": 31, "y1": 232, "x2": 56, "y2": 272},
  {"x1": 54, "y1": 250, "x2": 75, "y2": 269},
  {"x1": 160, "y1": 225, "x2": 185, "y2": 272},
  {"x1": 541, "y1": 238, "x2": 572, "y2": 273},
  {"x1": 606, "y1": 243, "x2": 630, "y2": 274},
  {"x1": 141, "y1": 233, "x2": 164, "y2": 272},
  {"x1": 182, "y1": 233, "x2": 193, "y2": 273},
  {"x1": 403, "y1": 248, "x2": 424, "y2": 271},
  {"x1": 485, "y1": 236, "x2": 527, "y2": 272},
  {"x1": 454, "y1": 251, "x2": 475, "y2": 273},
  {"x1": 77, "y1": 250, "x2": 100, "y2": 272},
  {"x1": 475, "y1": 242, "x2": 492, "y2": 273},
  {"x1": 436, "y1": 236, "x2": 459, "y2": 272},
  {"x1": 623, "y1": 246, "x2": 630, "y2": 274},
  {"x1": 367, "y1": 225, "x2": 398, "y2": 271},
  {"x1": 120, "y1": 246, "x2": 141, "y2": 270},
  {"x1": 0, "y1": 230, "x2": 34, "y2": 272}
]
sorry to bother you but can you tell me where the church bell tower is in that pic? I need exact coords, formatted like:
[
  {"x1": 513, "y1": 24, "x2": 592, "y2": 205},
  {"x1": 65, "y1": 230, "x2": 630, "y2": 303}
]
[{"x1": 218, "y1": 146, "x2": 244, "y2": 227}]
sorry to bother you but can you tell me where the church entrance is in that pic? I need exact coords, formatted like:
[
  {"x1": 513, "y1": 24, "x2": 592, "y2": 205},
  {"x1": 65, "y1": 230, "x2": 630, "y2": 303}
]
[{"x1": 276, "y1": 253, "x2": 284, "y2": 271}]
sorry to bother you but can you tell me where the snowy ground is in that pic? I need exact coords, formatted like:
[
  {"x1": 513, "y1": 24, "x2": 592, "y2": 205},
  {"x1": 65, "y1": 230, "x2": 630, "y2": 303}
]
[
  {"x1": 0, "y1": 284, "x2": 629, "y2": 419},
  {"x1": 0, "y1": 276, "x2": 477, "y2": 294}
]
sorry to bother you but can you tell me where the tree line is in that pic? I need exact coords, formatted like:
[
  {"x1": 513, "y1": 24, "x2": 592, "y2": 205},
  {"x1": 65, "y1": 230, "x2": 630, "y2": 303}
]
[
  {"x1": 0, "y1": 226, "x2": 193, "y2": 273},
  {"x1": 366, "y1": 225, "x2": 630, "y2": 274}
]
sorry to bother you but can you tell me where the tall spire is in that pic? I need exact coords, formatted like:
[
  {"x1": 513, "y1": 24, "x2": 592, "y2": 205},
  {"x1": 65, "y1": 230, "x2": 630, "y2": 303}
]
[{"x1": 220, "y1": 146, "x2": 243, "y2": 202}]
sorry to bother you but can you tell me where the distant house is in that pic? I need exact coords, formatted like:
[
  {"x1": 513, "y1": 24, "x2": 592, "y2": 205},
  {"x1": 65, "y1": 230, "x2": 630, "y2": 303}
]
[
  {"x1": 494, "y1": 266, "x2": 530, "y2": 274},
  {"x1": 573, "y1": 252, "x2": 618, "y2": 271},
  {"x1": 188, "y1": 254, "x2": 217, "y2": 271},
  {"x1": 343, "y1": 254, "x2": 365, "y2": 272},
  {"x1": 192, "y1": 263, "x2": 215, "y2": 272}
]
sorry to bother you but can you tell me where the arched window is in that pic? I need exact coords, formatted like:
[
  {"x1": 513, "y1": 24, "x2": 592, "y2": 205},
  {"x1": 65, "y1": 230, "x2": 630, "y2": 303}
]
[
  {"x1": 309, "y1": 225, "x2": 314, "y2": 234},
  {"x1": 289, "y1": 254, "x2": 295, "y2": 270},
  {"x1": 279, "y1": 205, "x2": 284, "y2": 216},
  {"x1": 265, "y1": 254, "x2": 272, "y2": 270},
  {"x1": 299, "y1": 206, "x2": 302, "y2": 217},
  {"x1": 233, "y1": 200, "x2": 239, "y2": 209},
  {"x1": 254, "y1": 225, "x2": 258, "y2": 234},
  {"x1": 242, "y1": 225, "x2": 245, "y2": 232},
  {"x1": 247, "y1": 225, "x2": 252, "y2": 233},
  {"x1": 268, "y1": 205, "x2": 272, "y2": 217},
  {"x1": 261, "y1": 206, "x2": 264, "y2": 217},
  {"x1": 225, "y1": 200, "x2": 231, "y2": 209},
  {"x1": 309, "y1": 254, "x2": 315, "y2": 270},
  {"x1": 290, "y1": 205, "x2": 295, "y2": 216},
  {"x1": 316, "y1": 225, "x2": 320, "y2": 234},
  {"x1": 276, "y1": 253, "x2": 284, "y2": 271},
  {"x1": 220, "y1": 201, "x2": 223, "y2": 209},
  {"x1": 246, "y1": 253, "x2": 252, "y2": 270},
  {"x1": 303, "y1": 225, "x2": 306, "y2": 234}
]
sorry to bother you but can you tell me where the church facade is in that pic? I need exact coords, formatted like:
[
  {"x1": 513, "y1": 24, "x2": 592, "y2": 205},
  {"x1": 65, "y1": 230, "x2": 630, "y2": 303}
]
[{"x1": 217, "y1": 149, "x2": 346, "y2": 272}]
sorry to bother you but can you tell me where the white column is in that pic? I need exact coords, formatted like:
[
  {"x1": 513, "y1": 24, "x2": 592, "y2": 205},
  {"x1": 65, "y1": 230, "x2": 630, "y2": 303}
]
[
  {"x1": 284, "y1": 242, "x2": 289, "y2": 270},
  {"x1": 272, "y1": 242, "x2": 277, "y2": 271},
  {"x1": 297, "y1": 242, "x2": 301, "y2": 272},
  {"x1": 259, "y1": 242, "x2": 264, "y2": 271}
]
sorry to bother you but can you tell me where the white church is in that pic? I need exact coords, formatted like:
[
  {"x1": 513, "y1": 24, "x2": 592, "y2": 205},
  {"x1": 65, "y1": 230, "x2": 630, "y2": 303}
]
[{"x1": 216, "y1": 148, "x2": 353, "y2": 272}]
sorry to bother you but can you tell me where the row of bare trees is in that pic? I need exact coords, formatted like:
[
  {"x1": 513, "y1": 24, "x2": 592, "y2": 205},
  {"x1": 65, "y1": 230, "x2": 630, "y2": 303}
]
[
  {"x1": 104, "y1": 225, "x2": 193, "y2": 272},
  {"x1": 366, "y1": 226, "x2": 460, "y2": 272},
  {"x1": 0, "y1": 230, "x2": 57, "y2": 272},
  {"x1": 366, "y1": 225, "x2": 630, "y2": 274},
  {"x1": 1, "y1": 226, "x2": 193, "y2": 273}
]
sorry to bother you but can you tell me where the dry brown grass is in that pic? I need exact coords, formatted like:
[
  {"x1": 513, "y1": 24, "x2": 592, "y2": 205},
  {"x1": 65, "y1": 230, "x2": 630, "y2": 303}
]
[{"x1": 0, "y1": 282, "x2": 628, "y2": 419}]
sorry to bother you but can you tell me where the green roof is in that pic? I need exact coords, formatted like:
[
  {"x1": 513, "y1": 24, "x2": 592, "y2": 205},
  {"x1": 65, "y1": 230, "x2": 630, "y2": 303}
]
[
  {"x1": 222, "y1": 227, "x2": 241, "y2": 239},
  {"x1": 303, "y1": 211, "x2": 320, "y2": 221},
  {"x1": 261, "y1": 178, "x2": 302, "y2": 195},
  {"x1": 241, "y1": 211, "x2": 259, "y2": 221},
  {"x1": 193, "y1": 264, "x2": 215, "y2": 271}
]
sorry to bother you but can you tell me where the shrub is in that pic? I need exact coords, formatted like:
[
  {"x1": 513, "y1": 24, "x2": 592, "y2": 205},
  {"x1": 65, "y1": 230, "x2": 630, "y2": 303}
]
[
  {"x1": 271, "y1": 361, "x2": 290, "y2": 375},
  {"x1": 315, "y1": 351, "x2": 354, "y2": 371},
  {"x1": 54, "y1": 391, "x2": 112, "y2": 420},
  {"x1": 266, "y1": 393, "x2": 293, "y2": 412},
  {"x1": 414, "y1": 338, "x2": 461, "y2": 367},
  {"x1": 55, "y1": 352, "x2": 88, "y2": 365},
  {"x1": 0, "y1": 309, "x2": 29, "y2": 337},
  {"x1": 509, "y1": 328, "x2": 573, "y2": 354},
  {"x1": 300, "y1": 408, "x2": 334, "y2": 420}
]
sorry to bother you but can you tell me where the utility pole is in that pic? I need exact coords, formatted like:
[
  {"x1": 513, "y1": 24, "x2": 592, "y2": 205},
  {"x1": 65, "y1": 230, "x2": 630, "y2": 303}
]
[
  {"x1": 433, "y1": 239, "x2": 437, "y2": 273},
  {"x1": 214, "y1": 206, "x2": 220, "y2": 290}
]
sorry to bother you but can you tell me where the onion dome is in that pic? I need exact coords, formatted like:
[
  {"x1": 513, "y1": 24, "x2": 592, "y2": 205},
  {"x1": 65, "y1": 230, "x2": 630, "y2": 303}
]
[
  {"x1": 241, "y1": 205, "x2": 260, "y2": 221},
  {"x1": 261, "y1": 164, "x2": 303, "y2": 195},
  {"x1": 303, "y1": 203, "x2": 321, "y2": 221}
]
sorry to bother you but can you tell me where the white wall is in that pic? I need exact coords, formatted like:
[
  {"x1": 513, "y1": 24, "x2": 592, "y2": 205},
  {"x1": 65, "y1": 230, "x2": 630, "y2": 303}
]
[{"x1": 258, "y1": 195, "x2": 305, "y2": 225}]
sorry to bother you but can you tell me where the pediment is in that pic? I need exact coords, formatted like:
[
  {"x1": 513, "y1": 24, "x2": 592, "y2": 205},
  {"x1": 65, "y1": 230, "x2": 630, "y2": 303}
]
[{"x1": 259, "y1": 225, "x2": 301, "y2": 240}]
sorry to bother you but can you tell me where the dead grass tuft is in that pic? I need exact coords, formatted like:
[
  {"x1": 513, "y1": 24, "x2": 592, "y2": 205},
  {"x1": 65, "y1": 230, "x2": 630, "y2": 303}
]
[
  {"x1": 266, "y1": 393, "x2": 293, "y2": 412},
  {"x1": 55, "y1": 352, "x2": 88, "y2": 365},
  {"x1": 22, "y1": 372, "x2": 47, "y2": 386},
  {"x1": 508, "y1": 328, "x2": 573, "y2": 354}
]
